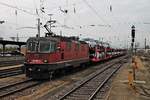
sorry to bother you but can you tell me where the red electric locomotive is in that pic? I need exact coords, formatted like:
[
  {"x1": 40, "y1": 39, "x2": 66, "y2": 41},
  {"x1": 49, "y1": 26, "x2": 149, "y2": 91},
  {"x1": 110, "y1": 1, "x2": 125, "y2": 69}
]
[{"x1": 25, "y1": 36, "x2": 89, "y2": 79}]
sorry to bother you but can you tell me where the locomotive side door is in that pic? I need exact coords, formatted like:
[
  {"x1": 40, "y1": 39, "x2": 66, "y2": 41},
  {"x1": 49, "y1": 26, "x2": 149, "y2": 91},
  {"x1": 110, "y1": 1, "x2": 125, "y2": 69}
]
[
  {"x1": 60, "y1": 42, "x2": 65, "y2": 60},
  {"x1": 61, "y1": 52, "x2": 64, "y2": 59}
]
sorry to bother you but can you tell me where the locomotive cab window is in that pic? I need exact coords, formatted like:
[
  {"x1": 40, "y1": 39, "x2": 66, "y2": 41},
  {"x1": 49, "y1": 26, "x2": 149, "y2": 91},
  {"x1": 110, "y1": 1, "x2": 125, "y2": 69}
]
[
  {"x1": 27, "y1": 41, "x2": 37, "y2": 52},
  {"x1": 39, "y1": 41, "x2": 57, "y2": 53}
]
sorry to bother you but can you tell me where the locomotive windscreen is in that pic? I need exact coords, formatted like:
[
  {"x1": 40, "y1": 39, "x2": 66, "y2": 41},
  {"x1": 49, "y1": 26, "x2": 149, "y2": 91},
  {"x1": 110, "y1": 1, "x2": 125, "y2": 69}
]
[
  {"x1": 39, "y1": 41, "x2": 56, "y2": 52},
  {"x1": 27, "y1": 39, "x2": 57, "y2": 53}
]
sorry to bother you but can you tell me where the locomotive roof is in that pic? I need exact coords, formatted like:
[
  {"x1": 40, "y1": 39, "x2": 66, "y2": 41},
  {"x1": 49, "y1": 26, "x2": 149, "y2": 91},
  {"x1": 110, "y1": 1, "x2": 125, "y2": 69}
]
[
  {"x1": 27, "y1": 37, "x2": 59, "y2": 42},
  {"x1": 27, "y1": 36, "x2": 87, "y2": 44}
]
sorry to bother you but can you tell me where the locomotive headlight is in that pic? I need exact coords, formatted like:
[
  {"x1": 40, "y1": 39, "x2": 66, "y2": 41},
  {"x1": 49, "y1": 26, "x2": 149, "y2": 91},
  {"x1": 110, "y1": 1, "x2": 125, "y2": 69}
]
[
  {"x1": 44, "y1": 59, "x2": 48, "y2": 63},
  {"x1": 37, "y1": 68, "x2": 41, "y2": 71}
]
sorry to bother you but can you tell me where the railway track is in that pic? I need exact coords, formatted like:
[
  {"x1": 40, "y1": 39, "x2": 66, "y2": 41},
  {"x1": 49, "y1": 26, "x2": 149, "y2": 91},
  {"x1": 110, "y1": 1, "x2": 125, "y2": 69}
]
[
  {"x1": 0, "y1": 60, "x2": 24, "y2": 67},
  {"x1": 0, "y1": 79, "x2": 42, "y2": 98},
  {"x1": 0, "y1": 67, "x2": 23, "y2": 78},
  {"x1": 55, "y1": 59, "x2": 125, "y2": 100}
]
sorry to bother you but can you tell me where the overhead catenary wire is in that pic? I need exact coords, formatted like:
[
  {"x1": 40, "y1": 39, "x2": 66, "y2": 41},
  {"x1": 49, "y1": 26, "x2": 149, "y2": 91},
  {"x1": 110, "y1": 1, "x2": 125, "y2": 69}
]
[
  {"x1": 0, "y1": 1, "x2": 124, "y2": 38},
  {"x1": 0, "y1": 1, "x2": 37, "y2": 16},
  {"x1": 0, "y1": 1, "x2": 96, "y2": 30},
  {"x1": 0, "y1": 2, "x2": 110, "y2": 29},
  {"x1": 82, "y1": 0, "x2": 110, "y2": 26},
  {"x1": 0, "y1": 1, "x2": 48, "y2": 25},
  {"x1": 82, "y1": 0, "x2": 120, "y2": 34},
  {"x1": 0, "y1": 0, "x2": 130, "y2": 37},
  {"x1": 32, "y1": 0, "x2": 39, "y2": 15},
  {"x1": 0, "y1": 1, "x2": 83, "y2": 39}
]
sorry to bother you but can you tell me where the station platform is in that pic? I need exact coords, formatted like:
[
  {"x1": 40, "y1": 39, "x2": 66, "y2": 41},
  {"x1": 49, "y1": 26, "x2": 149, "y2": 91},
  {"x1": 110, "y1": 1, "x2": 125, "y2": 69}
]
[{"x1": 106, "y1": 56, "x2": 150, "y2": 100}]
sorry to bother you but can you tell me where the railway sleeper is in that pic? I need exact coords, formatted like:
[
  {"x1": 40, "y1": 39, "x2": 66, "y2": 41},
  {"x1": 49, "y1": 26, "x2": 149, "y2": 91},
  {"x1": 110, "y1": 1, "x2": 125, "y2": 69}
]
[
  {"x1": 66, "y1": 95, "x2": 89, "y2": 100},
  {"x1": 73, "y1": 90, "x2": 95, "y2": 94},
  {"x1": 79, "y1": 87, "x2": 98, "y2": 90},
  {"x1": 95, "y1": 95, "x2": 105, "y2": 99},
  {"x1": 71, "y1": 92, "x2": 92, "y2": 95},
  {"x1": 93, "y1": 99, "x2": 104, "y2": 100}
]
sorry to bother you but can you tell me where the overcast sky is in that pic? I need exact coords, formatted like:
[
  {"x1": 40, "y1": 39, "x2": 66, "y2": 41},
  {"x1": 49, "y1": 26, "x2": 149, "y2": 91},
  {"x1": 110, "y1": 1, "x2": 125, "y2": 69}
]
[{"x1": 0, "y1": 0, "x2": 150, "y2": 48}]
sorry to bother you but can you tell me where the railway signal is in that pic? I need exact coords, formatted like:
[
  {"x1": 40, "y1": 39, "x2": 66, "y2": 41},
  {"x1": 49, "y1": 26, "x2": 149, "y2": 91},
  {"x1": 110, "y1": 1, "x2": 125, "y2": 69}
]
[
  {"x1": 131, "y1": 25, "x2": 136, "y2": 80},
  {"x1": 0, "y1": 20, "x2": 5, "y2": 24},
  {"x1": 131, "y1": 25, "x2": 135, "y2": 51},
  {"x1": 131, "y1": 26, "x2": 135, "y2": 38},
  {"x1": 124, "y1": 25, "x2": 146, "y2": 91}
]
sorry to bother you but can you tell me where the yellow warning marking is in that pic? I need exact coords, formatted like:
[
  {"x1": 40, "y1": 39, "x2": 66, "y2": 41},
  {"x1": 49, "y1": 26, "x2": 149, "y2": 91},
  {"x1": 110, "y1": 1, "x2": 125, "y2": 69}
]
[
  {"x1": 128, "y1": 70, "x2": 133, "y2": 86},
  {"x1": 127, "y1": 56, "x2": 145, "y2": 95}
]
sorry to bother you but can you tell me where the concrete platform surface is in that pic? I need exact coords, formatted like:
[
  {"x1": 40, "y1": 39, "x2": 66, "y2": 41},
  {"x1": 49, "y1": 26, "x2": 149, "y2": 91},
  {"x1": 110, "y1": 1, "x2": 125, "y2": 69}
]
[{"x1": 106, "y1": 56, "x2": 150, "y2": 100}]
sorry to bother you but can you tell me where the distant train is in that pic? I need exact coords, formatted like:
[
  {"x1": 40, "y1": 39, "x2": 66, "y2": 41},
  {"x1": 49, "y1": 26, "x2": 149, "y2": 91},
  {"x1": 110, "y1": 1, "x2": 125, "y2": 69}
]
[{"x1": 24, "y1": 35, "x2": 126, "y2": 79}]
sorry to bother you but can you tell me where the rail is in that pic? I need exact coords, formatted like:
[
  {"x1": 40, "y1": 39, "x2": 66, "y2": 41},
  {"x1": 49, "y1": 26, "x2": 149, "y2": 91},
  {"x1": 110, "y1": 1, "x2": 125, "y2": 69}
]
[{"x1": 58, "y1": 58, "x2": 125, "y2": 100}]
